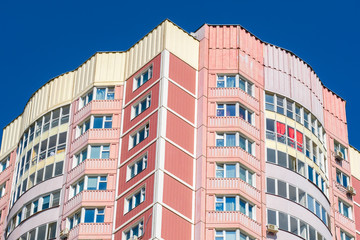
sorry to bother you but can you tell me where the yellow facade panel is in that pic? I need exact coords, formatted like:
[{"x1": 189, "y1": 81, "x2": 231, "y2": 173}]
[
  {"x1": 0, "y1": 116, "x2": 22, "y2": 156},
  {"x1": 350, "y1": 147, "x2": 360, "y2": 180},
  {"x1": 48, "y1": 72, "x2": 74, "y2": 111},
  {"x1": 94, "y1": 52, "x2": 126, "y2": 85},
  {"x1": 164, "y1": 21, "x2": 199, "y2": 70},
  {"x1": 73, "y1": 55, "x2": 96, "y2": 98}
]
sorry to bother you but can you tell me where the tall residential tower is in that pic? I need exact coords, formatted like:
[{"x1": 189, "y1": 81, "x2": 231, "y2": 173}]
[{"x1": 0, "y1": 20, "x2": 358, "y2": 240}]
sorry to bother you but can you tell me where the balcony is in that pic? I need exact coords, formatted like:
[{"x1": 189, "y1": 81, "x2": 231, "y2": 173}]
[
  {"x1": 334, "y1": 210, "x2": 355, "y2": 232},
  {"x1": 63, "y1": 190, "x2": 115, "y2": 216},
  {"x1": 206, "y1": 211, "x2": 261, "y2": 236},
  {"x1": 208, "y1": 147, "x2": 260, "y2": 169},
  {"x1": 68, "y1": 158, "x2": 117, "y2": 183},
  {"x1": 207, "y1": 178, "x2": 261, "y2": 202},
  {"x1": 0, "y1": 166, "x2": 12, "y2": 184},
  {"x1": 68, "y1": 222, "x2": 112, "y2": 240},
  {"x1": 208, "y1": 116, "x2": 259, "y2": 139},
  {"x1": 208, "y1": 87, "x2": 259, "y2": 110},
  {"x1": 71, "y1": 128, "x2": 120, "y2": 153},
  {"x1": 74, "y1": 100, "x2": 122, "y2": 124},
  {"x1": 0, "y1": 194, "x2": 9, "y2": 208}
]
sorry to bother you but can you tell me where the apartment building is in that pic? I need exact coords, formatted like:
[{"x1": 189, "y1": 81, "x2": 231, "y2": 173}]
[{"x1": 0, "y1": 19, "x2": 358, "y2": 240}]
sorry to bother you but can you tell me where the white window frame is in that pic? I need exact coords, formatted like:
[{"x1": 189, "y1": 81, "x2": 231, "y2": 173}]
[
  {"x1": 129, "y1": 123, "x2": 150, "y2": 149},
  {"x1": 76, "y1": 115, "x2": 113, "y2": 137},
  {"x1": 127, "y1": 154, "x2": 148, "y2": 181},
  {"x1": 215, "y1": 195, "x2": 255, "y2": 220},
  {"x1": 131, "y1": 94, "x2": 151, "y2": 119},
  {"x1": 216, "y1": 74, "x2": 254, "y2": 96},
  {"x1": 79, "y1": 86, "x2": 115, "y2": 109},
  {"x1": 215, "y1": 163, "x2": 255, "y2": 186},
  {"x1": 341, "y1": 230, "x2": 354, "y2": 240},
  {"x1": 215, "y1": 133, "x2": 254, "y2": 155},
  {"x1": 133, "y1": 66, "x2": 153, "y2": 91},
  {"x1": 339, "y1": 199, "x2": 353, "y2": 219},
  {"x1": 123, "y1": 221, "x2": 144, "y2": 240},
  {"x1": 214, "y1": 229, "x2": 254, "y2": 240},
  {"x1": 0, "y1": 156, "x2": 10, "y2": 173},
  {"x1": 125, "y1": 187, "x2": 146, "y2": 213},
  {"x1": 334, "y1": 141, "x2": 347, "y2": 160},
  {"x1": 336, "y1": 169, "x2": 350, "y2": 188},
  {"x1": 216, "y1": 103, "x2": 254, "y2": 125}
]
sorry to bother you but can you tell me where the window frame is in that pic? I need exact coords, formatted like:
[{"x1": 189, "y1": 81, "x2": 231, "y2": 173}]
[
  {"x1": 125, "y1": 187, "x2": 146, "y2": 213},
  {"x1": 129, "y1": 123, "x2": 150, "y2": 149},
  {"x1": 133, "y1": 65, "x2": 153, "y2": 91},
  {"x1": 127, "y1": 153, "x2": 148, "y2": 181},
  {"x1": 131, "y1": 94, "x2": 152, "y2": 119}
]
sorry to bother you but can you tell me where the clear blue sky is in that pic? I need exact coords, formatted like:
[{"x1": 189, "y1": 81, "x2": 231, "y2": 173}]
[{"x1": 1, "y1": 0, "x2": 359, "y2": 149}]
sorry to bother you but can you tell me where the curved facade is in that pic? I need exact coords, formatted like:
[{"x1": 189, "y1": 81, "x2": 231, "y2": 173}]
[{"x1": 0, "y1": 20, "x2": 358, "y2": 240}]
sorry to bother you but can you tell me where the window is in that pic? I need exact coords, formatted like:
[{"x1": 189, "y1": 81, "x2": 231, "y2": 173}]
[
  {"x1": 132, "y1": 94, "x2": 151, "y2": 119},
  {"x1": 341, "y1": 230, "x2": 354, "y2": 240},
  {"x1": 334, "y1": 141, "x2": 347, "y2": 160},
  {"x1": 217, "y1": 74, "x2": 254, "y2": 96},
  {"x1": 42, "y1": 195, "x2": 50, "y2": 209},
  {"x1": 0, "y1": 156, "x2": 10, "y2": 173},
  {"x1": 336, "y1": 169, "x2": 349, "y2": 188},
  {"x1": 215, "y1": 230, "x2": 254, "y2": 240},
  {"x1": 216, "y1": 133, "x2": 254, "y2": 155},
  {"x1": 73, "y1": 145, "x2": 110, "y2": 168},
  {"x1": 339, "y1": 199, "x2": 352, "y2": 219},
  {"x1": 84, "y1": 208, "x2": 104, "y2": 223},
  {"x1": 93, "y1": 116, "x2": 112, "y2": 129},
  {"x1": 128, "y1": 154, "x2": 148, "y2": 180},
  {"x1": 304, "y1": 110, "x2": 310, "y2": 129},
  {"x1": 216, "y1": 103, "x2": 254, "y2": 124},
  {"x1": 215, "y1": 196, "x2": 255, "y2": 219},
  {"x1": 87, "y1": 176, "x2": 107, "y2": 190},
  {"x1": 134, "y1": 66, "x2": 153, "y2": 90},
  {"x1": 295, "y1": 105, "x2": 302, "y2": 123},
  {"x1": 68, "y1": 211, "x2": 81, "y2": 230},
  {"x1": 77, "y1": 115, "x2": 112, "y2": 137},
  {"x1": 126, "y1": 187, "x2": 145, "y2": 213},
  {"x1": 130, "y1": 124, "x2": 149, "y2": 149},
  {"x1": 0, "y1": 184, "x2": 5, "y2": 197},
  {"x1": 70, "y1": 179, "x2": 84, "y2": 198},
  {"x1": 124, "y1": 221, "x2": 143, "y2": 240},
  {"x1": 90, "y1": 145, "x2": 110, "y2": 159},
  {"x1": 215, "y1": 163, "x2": 232, "y2": 178},
  {"x1": 79, "y1": 87, "x2": 115, "y2": 109},
  {"x1": 286, "y1": 100, "x2": 294, "y2": 119},
  {"x1": 265, "y1": 93, "x2": 275, "y2": 111},
  {"x1": 266, "y1": 119, "x2": 275, "y2": 140},
  {"x1": 216, "y1": 196, "x2": 236, "y2": 211},
  {"x1": 276, "y1": 96, "x2": 284, "y2": 115}
]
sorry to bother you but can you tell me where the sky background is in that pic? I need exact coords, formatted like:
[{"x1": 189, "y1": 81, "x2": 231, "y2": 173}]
[{"x1": 0, "y1": 0, "x2": 359, "y2": 149}]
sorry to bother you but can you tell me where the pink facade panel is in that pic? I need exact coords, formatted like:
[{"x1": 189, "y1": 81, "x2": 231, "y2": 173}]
[
  {"x1": 264, "y1": 67, "x2": 291, "y2": 98},
  {"x1": 166, "y1": 111, "x2": 194, "y2": 154},
  {"x1": 115, "y1": 175, "x2": 154, "y2": 227},
  {"x1": 122, "y1": 82, "x2": 160, "y2": 133},
  {"x1": 167, "y1": 82, "x2": 196, "y2": 123},
  {"x1": 169, "y1": 53, "x2": 197, "y2": 95},
  {"x1": 164, "y1": 141, "x2": 193, "y2": 186},
  {"x1": 162, "y1": 207, "x2": 192, "y2": 240},
  {"x1": 124, "y1": 54, "x2": 161, "y2": 104},
  {"x1": 120, "y1": 113, "x2": 158, "y2": 161},
  {"x1": 114, "y1": 208, "x2": 153, "y2": 239},
  {"x1": 118, "y1": 142, "x2": 156, "y2": 194}
]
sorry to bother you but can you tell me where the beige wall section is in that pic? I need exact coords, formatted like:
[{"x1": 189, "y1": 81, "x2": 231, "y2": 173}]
[
  {"x1": 0, "y1": 117, "x2": 22, "y2": 157},
  {"x1": 0, "y1": 19, "x2": 199, "y2": 158},
  {"x1": 350, "y1": 146, "x2": 360, "y2": 180}
]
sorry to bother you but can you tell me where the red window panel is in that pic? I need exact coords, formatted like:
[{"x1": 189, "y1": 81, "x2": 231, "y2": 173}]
[{"x1": 297, "y1": 130, "x2": 303, "y2": 152}]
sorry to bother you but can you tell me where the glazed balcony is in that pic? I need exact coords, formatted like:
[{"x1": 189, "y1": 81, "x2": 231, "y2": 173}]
[
  {"x1": 63, "y1": 190, "x2": 115, "y2": 216},
  {"x1": 71, "y1": 128, "x2": 120, "y2": 153},
  {"x1": 206, "y1": 211, "x2": 261, "y2": 236},
  {"x1": 67, "y1": 158, "x2": 117, "y2": 183},
  {"x1": 334, "y1": 210, "x2": 355, "y2": 232},
  {"x1": 208, "y1": 87, "x2": 259, "y2": 110},
  {"x1": 207, "y1": 178, "x2": 261, "y2": 203},
  {"x1": 208, "y1": 147, "x2": 260, "y2": 169},
  {"x1": 208, "y1": 116, "x2": 259, "y2": 139},
  {"x1": 68, "y1": 222, "x2": 112, "y2": 240},
  {"x1": 74, "y1": 100, "x2": 122, "y2": 123}
]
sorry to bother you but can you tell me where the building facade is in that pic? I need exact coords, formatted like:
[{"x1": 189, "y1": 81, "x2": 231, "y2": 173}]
[{"x1": 0, "y1": 19, "x2": 358, "y2": 240}]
